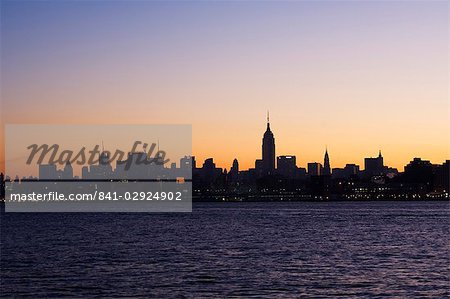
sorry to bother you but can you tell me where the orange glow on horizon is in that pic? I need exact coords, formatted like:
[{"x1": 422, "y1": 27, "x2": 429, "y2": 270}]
[
  {"x1": 0, "y1": 114, "x2": 448, "y2": 176},
  {"x1": 1, "y1": 1, "x2": 448, "y2": 175}
]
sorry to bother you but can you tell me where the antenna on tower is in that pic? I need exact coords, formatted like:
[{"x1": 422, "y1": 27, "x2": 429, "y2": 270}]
[
  {"x1": 267, "y1": 110, "x2": 270, "y2": 123},
  {"x1": 101, "y1": 140, "x2": 104, "y2": 152}
]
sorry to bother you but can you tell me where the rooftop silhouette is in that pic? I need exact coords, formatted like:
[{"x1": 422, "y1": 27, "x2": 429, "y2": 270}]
[{"x1": 1, "y1": 115, "x2": 448, "y2": 201}]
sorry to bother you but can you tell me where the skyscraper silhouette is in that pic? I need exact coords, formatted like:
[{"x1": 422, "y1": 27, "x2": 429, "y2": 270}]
[
  {"x1": 364, "y1": 150, "x2": 384, "y2": 177},
  {"x1": 229, "y1": 158, "x2": 239, "y2": 182},
  {"x1": 262, "y1": 112, "x2": 275, "y2": 175},
  {"x1": 323, "y1": 148, "x2": 331, "y2": 176}
]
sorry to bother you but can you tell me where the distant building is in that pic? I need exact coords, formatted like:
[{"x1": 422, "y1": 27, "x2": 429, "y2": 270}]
[
  {"x1": 434, "y1": 160, "x2": 449, "y2": 193},
  {"x1": 332, "y1": 164, "x2": 360, "y2": 179},
  {"x1": 99, "y1": 151, "x2": 110, "y2": 166},
  {"x1": 297, "y1": 167, "x2": 307, "y2": 180},
  {"x1": 229, "y1": 158, "x2": 239, "y2": 182},
  {"x1": 199, "y1": 158, "x2": 222, "y2": 184},
  {"x1": 277, "y1": 155, "x2": 297, "y2": 178},
  {"x1": 403, "y1": 158, "x2": 434, "y2": 192},
  {"x1": 180, "y1": 156, "x2": 194, "y2": 179},
  {"x1": 115, "y1": 152, "x2": 162, "y2": 179},
  {"x1": 332, "y1": 168, "x2": 345, "y2": 179},
  {"x1": 39, "y1": 164, "x2": 58, "y2": 180},
  {"x1": 202, "y1": 158, "x2": 215, "y2": 169},
  {"x1": 180, "y1": 156, "x2": 194, "y2": 169},
  {"x1": 191, "y1": 156, "x2": 197, "y2": 169},
  {"x1": 308, "y1": 162, "x2": 322, "y2": 176},
  {"x1": 90, "y1": 151, "x2": 114, "y2": 179},
  {"x1": 62, "y1": 161, "x2": 73, "y2": 179},
  {"x1": 255, "y1": 159, "x2": 263, "y2": 177},
  {"x1": 364, "y1": 151, "x2": 384, "y2": 177},
  {"x1": 344, "y1": 164, "x2": 360, "y2": 178},
  {"x1": 262, "y1": 112, "x2": 275, "y2": 175},
  {"x1": 81, "y1": 166, "x2": 89, "y2": 179},
  {"x1": 322, "y1": 149, "x2": 331, "y2": 176}
]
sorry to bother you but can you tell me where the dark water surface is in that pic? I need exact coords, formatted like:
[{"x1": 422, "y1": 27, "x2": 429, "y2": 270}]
[{"x1": 1, "y1": 201, "x2": 449, "y2": 297}]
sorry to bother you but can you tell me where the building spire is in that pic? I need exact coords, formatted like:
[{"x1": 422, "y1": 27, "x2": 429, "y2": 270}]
[
  {"x1": 323, "y1": 147, "x2": 331, "y2": 176},
  {"x1": 266, "y1": 110, "x2": 270, "y2": 130}
]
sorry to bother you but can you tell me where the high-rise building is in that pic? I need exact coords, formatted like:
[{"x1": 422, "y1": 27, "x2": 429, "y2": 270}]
[
  {"x1": 180, "y1": 156, "x2": 194, "y2": 169},
  {"x1": 308, "y1": 162, "x2": 322, "y2": 176},
  {"x1": 332, "y1": 168, "x2": 345, "y2": 179},
  {"x1": 364, "y1": 150, "x2": 384, "y2": 177},
  {"x1": 344, "y1": 164, "x2": 360, "y2": 177},
  {"x1": 297, "y1": 167, "x2": 307, "y2": 180},
  {"x1": 323, "y1": 149, "x2": 331, "y2": 176},
  {"x1": 200, "y1": 158, "x2": 222, "y2": 184},
  {"x1": 62, "y1": 161, "x2": 73, "y2": 179},
  {"x1": 92, "y1": 150, "x2": 113, "y2": 178},
  {"x1": 39, "y1": 164, "x2": 58, "y2": 180},
  {"x1": 82, "y1": 166, "x2": 89, "y2": 179},
  {"x1": 434, "y1": 160, "x2": 449, "y2": 193},
  {"x1": 99, "y1": 151, "x2": 110, "y2": 166},
  {"x1": 404, "y1": 158, "x2": 433, "y2": 185},
  {"x1": 332, "y1": 164, "x2": 360, "y2": 179},
  {"x1": 277, "y1": 155, "x2": 297, "y2": 178},
  {"x1": 202, "y1": 158, "x2": 216, "y2": 170},
  {"x1": 179, "y1": 156, "x2": 194, "y2": 179},
  {"x1": 230, "y1": 159, "x2": 239, "y2": 175},
  {"x1": 255, "y1": 159, "x2": 263, "y2": 177},
  {"x1": 229, "y1": 158, "x2": 239, "y2": 182},
  {"x1": 262, "y1": 112, "x2": 275, "y2": 175}
]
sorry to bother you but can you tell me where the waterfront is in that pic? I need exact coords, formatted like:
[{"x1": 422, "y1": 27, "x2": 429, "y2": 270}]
[{"x1": 1, "y1": 201, "x2": 449, "y2": 297}]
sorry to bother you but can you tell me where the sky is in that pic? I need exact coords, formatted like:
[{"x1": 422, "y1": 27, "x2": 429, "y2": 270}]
[{"x1": 1, "y1": 0, "x2": 449, "y2": 175}]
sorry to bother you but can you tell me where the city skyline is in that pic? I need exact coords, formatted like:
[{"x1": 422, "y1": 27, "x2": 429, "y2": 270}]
[
  {"x1": 1, "y1": 1, "x2": 448, "y2": 173},
  {"x1": 2, "y1": 114, "x2": 448, "y2": 180},
  {"x1": 1, "y1": 2, "x2": 449, "y2": 298}
]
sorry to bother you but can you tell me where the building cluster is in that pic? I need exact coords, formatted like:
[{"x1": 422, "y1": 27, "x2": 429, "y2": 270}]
[
  {"x1": 12, "y1": 151, "x2": 192, "y2": 182},
  {"x1": 189, "y1": 116, "x2": 449, "y2": 200},
  {"x1": 0, "y1": 115, "x2": 449, "y2": 201}
]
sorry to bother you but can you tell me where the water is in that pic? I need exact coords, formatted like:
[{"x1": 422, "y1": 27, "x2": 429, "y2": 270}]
[{"x1": 1, "y1": 201, "x2": 449, "y2": 297}]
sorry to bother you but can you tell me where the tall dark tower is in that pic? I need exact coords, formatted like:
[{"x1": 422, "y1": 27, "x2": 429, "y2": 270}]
[
  {"x1": 323, "y1": 148, "x2": 331, "y2": 176},
  {"x1": 262, "y1": 112, "x2": 275, "y2": 175},
  {"x1": 378, "y1": 150, "x2": 383, "y2": 166}
]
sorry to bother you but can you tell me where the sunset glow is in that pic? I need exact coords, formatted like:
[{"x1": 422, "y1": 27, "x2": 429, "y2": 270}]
[{"x1": 1, "y1": 1, "x2": 448, "y2": 173}]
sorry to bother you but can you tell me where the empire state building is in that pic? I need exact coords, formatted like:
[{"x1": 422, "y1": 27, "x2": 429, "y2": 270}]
[{"x1": 262, "y1": 113, "x2": 275, "y2": 175}]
